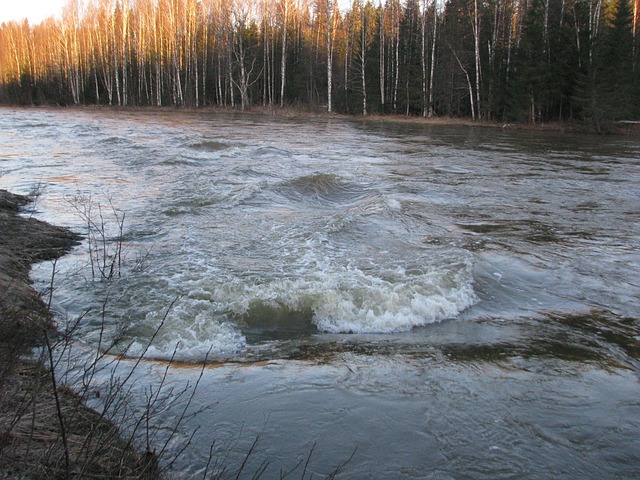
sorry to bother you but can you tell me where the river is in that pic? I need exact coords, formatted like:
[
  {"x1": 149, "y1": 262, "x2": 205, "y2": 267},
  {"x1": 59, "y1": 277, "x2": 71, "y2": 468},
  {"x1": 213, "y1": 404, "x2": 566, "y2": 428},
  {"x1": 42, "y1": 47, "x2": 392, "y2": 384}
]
[{"x1": 1, "y1": 107, "x2": 639, "y2": 478}]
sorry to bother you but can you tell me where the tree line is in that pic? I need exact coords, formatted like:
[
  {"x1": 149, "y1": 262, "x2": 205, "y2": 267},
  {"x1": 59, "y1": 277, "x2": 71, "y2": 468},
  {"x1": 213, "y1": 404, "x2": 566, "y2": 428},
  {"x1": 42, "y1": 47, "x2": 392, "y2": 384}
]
[{"x1": 1, "y1": 0, "x2": 639, "y2": 128}]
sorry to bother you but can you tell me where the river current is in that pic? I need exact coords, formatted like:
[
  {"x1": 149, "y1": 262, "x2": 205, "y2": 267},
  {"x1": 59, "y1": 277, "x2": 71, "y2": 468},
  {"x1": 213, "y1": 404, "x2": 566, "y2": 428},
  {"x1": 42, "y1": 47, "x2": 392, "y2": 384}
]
[{"x1": 1, "y1": 107, "x2": 639, "y2": 478}]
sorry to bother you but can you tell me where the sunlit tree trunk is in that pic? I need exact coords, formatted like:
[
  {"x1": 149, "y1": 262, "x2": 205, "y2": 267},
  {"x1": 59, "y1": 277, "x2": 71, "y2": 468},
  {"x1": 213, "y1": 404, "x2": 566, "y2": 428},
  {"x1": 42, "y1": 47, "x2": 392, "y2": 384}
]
[
  {"x1": 280, "y1": 0, "x2": 290, "y2": 107},
  {"x1": 217, "y1": 49, "x2": 224, "y2": 105},
  {"x1": 111, "y1": 4, "x2": 121, "y2": 106},
  {"x1": 184, "y1": 0, "x2": 200, "y2": 107},
  {"x1": 361, "y1": 1, "x2": 367, "y2": 115},
  {"x1": 62, "y1": 0, "x2": 82, "y2": 105},
  {"x1": 379, "y1": 1, "x2": 385, "y2": 108},
  {"x1": 261, "y1": 0, "x2": 271, "y2": 106},
  {"x1": 224, "y1": 0, "x2": 235, "y2": 108},
  {"x1": 634, "y1": 0, "x2": 640, "y2": 69},
  {"x1": 428, "y1": 0, "x2": 437, "y2": 117},
  {"x1": 472, "y1": 0, "x2": 481, "y2": 118},
  {"x1": 154, "y1": 4, "x2": 162, "y2": 106},
  {"x1": 392, "y1": 0, "x2": 400, "y2": 111},
  {"x1": 200, "y1": 7, "x2": 209, "y2": 105},
  {"x1": 234, "y1": 28, "x2": 249, "y2": 109},
  {"x1": 588, "y1": 0, "x2": 604, "y2": 65},
  {"x1": 231, "y1": 2, "x2": 247, "y2": 110},
  {"x1": 344, "y1": 11, "x2": 351, "y2": 108},
  {"x1": 121, "y1": 0, "x2": 130, "y2": 106},
  {"x1": 421, "y1": 0, "x2": 427, "y2": 116},
  {"x1": 326, "y1": 0, "x2": 334, "y2": 112},
  {"x1": 6, "y1": 24, "x2": 24, "y2": 88}
]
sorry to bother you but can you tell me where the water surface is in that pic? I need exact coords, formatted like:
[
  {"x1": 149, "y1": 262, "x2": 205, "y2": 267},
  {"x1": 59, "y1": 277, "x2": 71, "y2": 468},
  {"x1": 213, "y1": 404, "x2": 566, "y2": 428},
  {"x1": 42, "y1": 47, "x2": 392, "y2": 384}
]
[{"x1": 1, "y1": 108, "x2": 639, "y2": 478}]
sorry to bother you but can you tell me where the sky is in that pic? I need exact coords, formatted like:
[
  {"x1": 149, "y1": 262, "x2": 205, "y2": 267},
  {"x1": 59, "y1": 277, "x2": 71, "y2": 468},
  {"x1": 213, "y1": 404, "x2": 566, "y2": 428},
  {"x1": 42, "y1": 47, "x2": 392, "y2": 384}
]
[
  {"x1": 0, "y1": 0, "x2": 68, "y2": 25},
  {"x1": 1, "y1": 0, "x2": 356, "y2": 26}
]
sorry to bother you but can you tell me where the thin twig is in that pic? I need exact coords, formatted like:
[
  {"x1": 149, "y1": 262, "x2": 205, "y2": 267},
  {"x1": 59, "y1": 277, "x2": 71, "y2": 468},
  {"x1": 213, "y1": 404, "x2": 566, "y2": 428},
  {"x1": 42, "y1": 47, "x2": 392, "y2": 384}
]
[{"x1": 43, "y1": 328, "x2": 70, "y2": 478}]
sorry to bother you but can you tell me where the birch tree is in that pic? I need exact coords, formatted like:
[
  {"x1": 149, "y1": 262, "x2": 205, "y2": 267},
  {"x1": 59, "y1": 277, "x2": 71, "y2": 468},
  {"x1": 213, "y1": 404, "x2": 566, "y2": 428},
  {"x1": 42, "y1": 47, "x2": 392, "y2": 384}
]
[
  {"x1": 62, "y1": 0, "x2": 83, "y2": 104},
  {"x1": 427, "y1": 0, "x2": 438, "y2": 117},
  {"x1": 324, "y1": 0, "x2": 336, "y2": 111},
  {"x1": 280, "y1": 0, "x2": 292, "y2": 106}
]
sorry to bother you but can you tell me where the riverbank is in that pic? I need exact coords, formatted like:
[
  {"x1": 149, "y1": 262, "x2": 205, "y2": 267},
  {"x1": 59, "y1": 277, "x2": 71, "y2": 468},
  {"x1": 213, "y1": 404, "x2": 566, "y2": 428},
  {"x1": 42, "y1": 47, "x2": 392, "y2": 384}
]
[{"x1": 0, "y1": 189, "x2": 159, "y2": 479}]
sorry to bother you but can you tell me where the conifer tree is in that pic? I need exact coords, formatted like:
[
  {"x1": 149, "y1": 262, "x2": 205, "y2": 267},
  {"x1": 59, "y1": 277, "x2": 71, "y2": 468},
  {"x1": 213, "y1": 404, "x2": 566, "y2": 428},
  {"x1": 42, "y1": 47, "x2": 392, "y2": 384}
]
[{"x1": 577, "y1": 0, "x2": 637, "y2": 130}]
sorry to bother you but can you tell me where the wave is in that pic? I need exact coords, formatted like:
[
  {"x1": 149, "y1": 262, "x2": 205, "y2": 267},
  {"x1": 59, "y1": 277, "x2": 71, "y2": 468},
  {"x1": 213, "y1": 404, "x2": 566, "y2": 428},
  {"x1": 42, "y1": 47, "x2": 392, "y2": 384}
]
[
  {"x1": 109, "y1": 249, "x2": 476, "y2": 361},
  {"x1": 323, "y1": 194, "x2": 402, "y2": 233},
  {"x1": 97, "y1": 135, "x2": 133, "y2": 145},
  {"x1": 17, "y1": 122, "x2": 50, "y2": 128},
  {"x1": 225, "y1": 181, "x2": 268, "y2": 207},
  {"x1": 275, "y1": 172, "x2": 371, "y2": 206},
  {"x1": 160, "y1": 157, "x2": 200, "y2": 166},
  {"x1": 163, "y1": 197, "x2": 220, "y2": 215},
  {"x1": 254, "y1": 146, "x2": 292, "y2": 158},
  {"x1": 125, "y1": 309, "x2": 246, "y2": 361},
  {"x1": 187, "y1": 140, "x2": 229, "y2": 152},
  {"x1": 433, "y1": 165, "x2": 473, "y2": 174},
  {"x1": 217, "y1": 254, "x2": 477, "y2": 334}
]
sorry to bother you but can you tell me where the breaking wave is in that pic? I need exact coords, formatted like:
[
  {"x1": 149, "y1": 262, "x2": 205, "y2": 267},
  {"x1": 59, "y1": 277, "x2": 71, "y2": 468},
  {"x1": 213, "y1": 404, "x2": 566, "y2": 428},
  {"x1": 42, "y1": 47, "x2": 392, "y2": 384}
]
[
  {"x1": 220, "y1": 257, "x2": 477, "y2": 334},
  {"x1": 108, "y1": 250, "x2": 477, "y2": 361}
]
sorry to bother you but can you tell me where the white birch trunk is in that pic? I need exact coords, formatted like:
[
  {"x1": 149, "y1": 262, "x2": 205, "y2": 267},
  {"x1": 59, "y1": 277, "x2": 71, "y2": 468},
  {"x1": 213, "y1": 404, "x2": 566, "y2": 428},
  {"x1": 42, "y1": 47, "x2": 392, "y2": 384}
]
[
  {"x1": 280, "y1": 0, "x2": 289, "y2": 107},
  {"x1": 379, "y1": 1, "x2": 385, "y2": 108},
  {"x1": 361, "y1": 3, "x2": 367, "y2": 115},
  {"x1": 421, "y1": 0, "x2": 427, "y2": 117},
  {"x1": 473, "y1": 0, "x2": 481, "y2": 119},
  {"x1": 428, "y1": 1, "x2": 437, "y2": 117},
  {"x1": 326, "y1": 0, "x2": 333, "y2": 112}
]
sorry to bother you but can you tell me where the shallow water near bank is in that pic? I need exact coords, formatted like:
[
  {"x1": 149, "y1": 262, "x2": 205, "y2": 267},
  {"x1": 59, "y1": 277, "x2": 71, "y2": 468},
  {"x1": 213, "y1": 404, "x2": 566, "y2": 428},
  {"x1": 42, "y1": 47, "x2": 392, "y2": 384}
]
[{"x1": 1, "y1": 107, "x2": 639, "y2": 478}]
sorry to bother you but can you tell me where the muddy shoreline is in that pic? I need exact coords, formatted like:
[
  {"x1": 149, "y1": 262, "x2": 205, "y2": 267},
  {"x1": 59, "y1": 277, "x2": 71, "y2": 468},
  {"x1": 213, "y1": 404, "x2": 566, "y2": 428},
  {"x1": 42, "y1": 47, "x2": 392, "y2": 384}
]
[
  {"x1": 0, "y1": 190, "x2": 79, "y2": 354},
  {"x1": 0, "y1": 189, "x2": 158, "y2": 478}
]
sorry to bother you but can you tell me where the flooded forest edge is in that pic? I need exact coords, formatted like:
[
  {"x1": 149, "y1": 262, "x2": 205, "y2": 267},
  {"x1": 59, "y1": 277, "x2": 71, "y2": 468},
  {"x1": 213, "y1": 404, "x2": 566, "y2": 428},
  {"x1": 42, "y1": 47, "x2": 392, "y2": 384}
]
[{"x1": 1, "y1": 0, "x2": 639, "y2": 131}]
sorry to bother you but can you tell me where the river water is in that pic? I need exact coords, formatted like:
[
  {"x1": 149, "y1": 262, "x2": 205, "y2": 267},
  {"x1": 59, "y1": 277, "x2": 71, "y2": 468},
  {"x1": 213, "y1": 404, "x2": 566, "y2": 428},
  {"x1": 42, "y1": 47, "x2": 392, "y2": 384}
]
[{"x1": 1, "y1": 107, "x2": 639, "y2": 478}]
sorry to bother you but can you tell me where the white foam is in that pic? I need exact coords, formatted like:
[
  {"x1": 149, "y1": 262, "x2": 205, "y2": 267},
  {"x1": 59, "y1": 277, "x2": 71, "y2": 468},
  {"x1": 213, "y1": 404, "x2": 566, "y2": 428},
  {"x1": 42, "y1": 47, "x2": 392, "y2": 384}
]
[
  {"x1": 225, "y1": 180, "x2": 267, "y2": 207},
  {"x1": 209, "y1": 256, "x2": 477, "y2": 334},
  {"x1": 125, "y1": 305, "x2": 246, "y2": 361}
]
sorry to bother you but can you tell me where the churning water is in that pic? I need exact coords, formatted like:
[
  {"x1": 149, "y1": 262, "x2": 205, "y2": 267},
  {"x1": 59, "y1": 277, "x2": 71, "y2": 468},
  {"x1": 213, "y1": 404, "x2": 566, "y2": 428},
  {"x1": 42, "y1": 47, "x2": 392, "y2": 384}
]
[{"x1": 1, "y1": 107, "x2": 639, "y2": 478}]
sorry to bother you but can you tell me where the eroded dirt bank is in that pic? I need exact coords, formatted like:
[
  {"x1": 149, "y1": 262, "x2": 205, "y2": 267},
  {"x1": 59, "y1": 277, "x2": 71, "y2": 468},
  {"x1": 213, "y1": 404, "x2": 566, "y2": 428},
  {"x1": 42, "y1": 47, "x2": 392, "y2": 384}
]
[{"x1": 0, "y1": 189, "x2": 158, "y2": 479}]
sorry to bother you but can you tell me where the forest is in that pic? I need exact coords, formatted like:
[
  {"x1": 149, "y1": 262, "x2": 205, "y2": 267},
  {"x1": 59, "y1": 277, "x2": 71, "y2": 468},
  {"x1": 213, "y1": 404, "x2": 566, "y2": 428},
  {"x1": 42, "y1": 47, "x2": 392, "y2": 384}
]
[{"x1": 1, "y1": 0, "x2": 639, "y2": 129}]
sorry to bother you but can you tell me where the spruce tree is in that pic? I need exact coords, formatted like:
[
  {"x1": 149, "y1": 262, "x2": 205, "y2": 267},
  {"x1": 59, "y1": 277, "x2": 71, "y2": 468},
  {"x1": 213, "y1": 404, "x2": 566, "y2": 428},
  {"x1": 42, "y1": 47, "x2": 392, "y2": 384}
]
[{"x1": 577, "y1": 0, "x2": 636, "y2": 130}]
